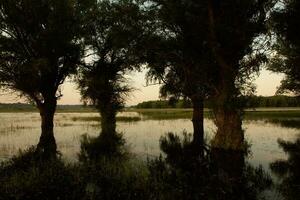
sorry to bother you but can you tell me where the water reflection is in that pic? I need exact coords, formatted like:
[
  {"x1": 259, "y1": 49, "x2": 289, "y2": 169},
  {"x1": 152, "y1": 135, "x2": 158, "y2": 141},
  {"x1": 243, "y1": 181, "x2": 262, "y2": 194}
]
[
  {"x1": 267, "y1": 119, "x2": 300, "y2": 129},
  {"x1": 1, "y1": 111, "x2": 300, "y2": 199},
  {"x1": 148, "y1": 132, "x2": 273, "y2": 200},
  {"x1": 0, "y1": 112, "x2": 299, "y2": 167},
  {"x1": 270, "y1": 136, "x2": 300, "y2": 200}
]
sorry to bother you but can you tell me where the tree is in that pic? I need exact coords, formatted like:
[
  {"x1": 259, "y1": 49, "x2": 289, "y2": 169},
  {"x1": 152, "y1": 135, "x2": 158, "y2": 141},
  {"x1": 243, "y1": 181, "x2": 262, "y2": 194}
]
[
  {"x1": 207, "y1": 0, "x2": 273, "y2": 150},
  {"x1": 268, "y1": 0, "x2": 300, "y2": 96},
  {"x1": 77, "y1": 0, "x2": 145, "y2": 136},
  {"x1": 144, "y1": 0, "x2": 216, "y2": 150},
  {"x1": 0, "y1": 0, "x2": 80, "y2": 158}
]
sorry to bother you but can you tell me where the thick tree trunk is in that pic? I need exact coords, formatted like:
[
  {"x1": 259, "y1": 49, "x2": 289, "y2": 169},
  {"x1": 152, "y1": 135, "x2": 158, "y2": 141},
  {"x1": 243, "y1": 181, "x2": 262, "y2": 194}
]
[
  {"x1": 211, "y1": 72, "x2": 244, "y2": 150},
  {"x1": 208, "y1": 0, "x2": 244, "y2": 150},
  {"x1": 36, "y1": 98, "x2": 57, "y2": 159},
  {"x1": 100, "y1": 109, "x2": 116, "y2": 135},
  {"x1": 212, "y1": 103, "x2": 243, "y2": 150},
  {"x1": 191, "y1": 97, "x2": 204, "y2": 148}
]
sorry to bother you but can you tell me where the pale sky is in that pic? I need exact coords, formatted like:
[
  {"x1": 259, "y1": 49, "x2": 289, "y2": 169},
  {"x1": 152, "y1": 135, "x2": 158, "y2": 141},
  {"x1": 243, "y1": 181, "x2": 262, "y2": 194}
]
[{"x1": 0, "y1": 69, "x2": 283, "y2": 106}]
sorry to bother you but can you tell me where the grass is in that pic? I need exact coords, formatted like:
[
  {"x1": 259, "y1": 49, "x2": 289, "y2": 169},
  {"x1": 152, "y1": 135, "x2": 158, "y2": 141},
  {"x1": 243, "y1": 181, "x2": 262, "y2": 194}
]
[
  {"x1": 134, "y1": 108, "x2": 205, "y2": 119},
  {"x1": 244, "y1": 110, "x2": 300, "y2": 119},
  {"x1": 266, "y1": 119, "x2": 300, "y2": 129},
  {"x1": 0, "y1": 124, "x2": 35, "y2": 134},
  {"x1": 0, "y1": 108, "x2": 98, "y2": 113},
  {"x1": 0, "y1": 105, "x2": 97, "y2": 113},
  {"x1": 0, "y1": 106, "x2": 299, "y2": 120},
  {"x1": 131, "y1": 108, "x2": 300, "y2": 120},
  {"x1": 71, "y1": 116, "x2": 141, "y2": 122}
]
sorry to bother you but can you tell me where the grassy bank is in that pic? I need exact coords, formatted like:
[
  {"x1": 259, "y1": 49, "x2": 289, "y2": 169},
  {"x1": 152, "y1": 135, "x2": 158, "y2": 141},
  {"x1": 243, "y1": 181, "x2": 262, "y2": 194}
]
[
  {"x1": 0, "y1": 104, "x2": 97, "y2": 113},
  {"x1": 130, "y1": 108, "x2": 300, "y2": 120},
  {"x1": 0, "y1": 106, "x2": 299, "y2": 121}
]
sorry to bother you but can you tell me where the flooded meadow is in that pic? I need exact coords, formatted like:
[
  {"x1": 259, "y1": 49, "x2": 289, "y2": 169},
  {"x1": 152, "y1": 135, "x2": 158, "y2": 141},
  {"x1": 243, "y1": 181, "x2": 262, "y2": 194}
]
[{"x1": 0, "y1": 110, "x2": 299, "y2": 170}]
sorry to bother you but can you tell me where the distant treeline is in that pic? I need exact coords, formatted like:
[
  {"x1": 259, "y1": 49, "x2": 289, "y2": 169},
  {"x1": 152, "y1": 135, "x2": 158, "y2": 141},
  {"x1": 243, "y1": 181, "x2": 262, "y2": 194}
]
[
  {"x1": 135, "y1": 96, "x2": 300, "y2": 109},
  {"x1": 0, "y1": 103, "x2": 95, "y2": 112}
]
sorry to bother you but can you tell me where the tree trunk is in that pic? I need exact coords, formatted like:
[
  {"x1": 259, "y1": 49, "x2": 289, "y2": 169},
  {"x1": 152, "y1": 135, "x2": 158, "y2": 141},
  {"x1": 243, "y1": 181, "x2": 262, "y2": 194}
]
[
  {"x1": 191, "y1": 97, "x2": 204, "y2": 148},
  {"x1": 36, "y1": 98, "x2": 57, "y2": 159},
  {"x1": 211, "y1": 79, "x2": 244, "y2": 150},
  {"x1": 212, "y1": 104, "x2": 243, "y2": 150},
  {"x1": 100, "y1": 109, "x2": 116, "y2": 135},
  {"x1": 208, "y1": 0, "x2": 244, "y2": 150}
]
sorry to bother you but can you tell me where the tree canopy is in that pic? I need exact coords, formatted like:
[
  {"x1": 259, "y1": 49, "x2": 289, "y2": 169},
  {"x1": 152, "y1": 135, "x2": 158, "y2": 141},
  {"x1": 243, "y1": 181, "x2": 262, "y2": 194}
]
[
  {"x1": 0, "y1": 0, "x2": 81, "y2": 157},
  {"x1": 268, "y1": 0, "x2": 300, "y2": 95},
  {"x1": 0, "y1": 0, "x2": 80, "y2": 104},
  {"x1": 76, "y1": 0, "x2": 146, "y2": 134}
]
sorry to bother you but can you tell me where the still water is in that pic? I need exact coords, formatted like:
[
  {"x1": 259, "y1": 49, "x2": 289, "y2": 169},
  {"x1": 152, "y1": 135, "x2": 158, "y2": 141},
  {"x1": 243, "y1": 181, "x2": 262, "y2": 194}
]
[{"x1": 0, "y1": 112, "x2": 299, "y2": 170}]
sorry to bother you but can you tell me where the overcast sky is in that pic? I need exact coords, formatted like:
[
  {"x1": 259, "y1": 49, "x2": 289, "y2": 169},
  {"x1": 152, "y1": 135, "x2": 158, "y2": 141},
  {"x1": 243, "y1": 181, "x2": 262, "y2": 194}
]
[{"x1": 0, "y1": 69, "x2": 283, "y2": 106}]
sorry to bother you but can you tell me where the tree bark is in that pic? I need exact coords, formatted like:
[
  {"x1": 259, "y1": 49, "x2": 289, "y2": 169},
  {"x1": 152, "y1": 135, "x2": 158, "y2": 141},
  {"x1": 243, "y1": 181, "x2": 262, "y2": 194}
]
[
  {"x1": 100, "y1": 109, "x2": 117, "y2": 135},
  {"x1": 212, "y1": 103, "x2": 244, "y2": 150},
  {"x1": 191, "y1": 97, "x2": 204, "y2": 148},
  {"x1": 36, "y1": 98, "x2": 57, "y2": 159},
  {"x1": 208, "y1": 0, "x2": 244, "y2": 150},
  {"x1": 211, "y1": 72, "x2": 244, "y2": 150}
]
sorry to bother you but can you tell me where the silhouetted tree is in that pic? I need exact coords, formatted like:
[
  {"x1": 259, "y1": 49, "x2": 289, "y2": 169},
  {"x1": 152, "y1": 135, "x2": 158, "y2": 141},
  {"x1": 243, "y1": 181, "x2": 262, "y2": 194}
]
[
  {"x1": 77, "y1": 0, "x2": 145, "y2": 136},
  {"x1": 0, "y1": 0, "x2": 80, "y2": 158},
  {"x1": 144, "y1": 0, "x2": 216, "y2": 149},
  {"x1": 268, "y1": 0, "x2": 300, "y2": 96},
  {"x1": 207, "y1": 0, "x2": 273, "y2": 150}
]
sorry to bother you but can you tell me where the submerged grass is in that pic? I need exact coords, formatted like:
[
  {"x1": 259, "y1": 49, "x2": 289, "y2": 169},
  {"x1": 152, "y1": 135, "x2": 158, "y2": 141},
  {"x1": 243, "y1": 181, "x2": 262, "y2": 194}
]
[
  {"x1": 266, "y1": 119, "x2": 300, "y2": 129},
  {"x1": 244, "y1": 110, "x2": 300, "y2": 120},
  {"x1": 71, "y1": 116, "x2": 141, "y2": 122}
]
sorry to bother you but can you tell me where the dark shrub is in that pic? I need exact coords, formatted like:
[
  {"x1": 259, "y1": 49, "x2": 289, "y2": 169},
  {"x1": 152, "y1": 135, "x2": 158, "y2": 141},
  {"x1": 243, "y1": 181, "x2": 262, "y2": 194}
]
[
  {"x1": 0, "y1": 147, "x2": 84, "y2": 200},
  {"x1": 78, "y1": 159, "x2": 150, "y2": 200}
]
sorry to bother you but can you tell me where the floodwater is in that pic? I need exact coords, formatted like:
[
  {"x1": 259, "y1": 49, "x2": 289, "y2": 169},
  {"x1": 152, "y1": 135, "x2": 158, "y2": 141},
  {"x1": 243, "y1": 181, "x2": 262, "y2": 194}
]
[{"x1": 0, "y1": 112, "x2": 299, "y2": 171}]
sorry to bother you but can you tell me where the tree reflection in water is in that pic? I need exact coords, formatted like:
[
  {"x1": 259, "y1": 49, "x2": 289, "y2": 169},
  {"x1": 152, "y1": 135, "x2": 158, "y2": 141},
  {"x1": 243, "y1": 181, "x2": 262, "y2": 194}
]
[
  {"x1": 148, "y1": 132, "x2": 272, "y2": 200},
  {"x1": 270, "y1": 136, "x2": 300, "y2": 200}
]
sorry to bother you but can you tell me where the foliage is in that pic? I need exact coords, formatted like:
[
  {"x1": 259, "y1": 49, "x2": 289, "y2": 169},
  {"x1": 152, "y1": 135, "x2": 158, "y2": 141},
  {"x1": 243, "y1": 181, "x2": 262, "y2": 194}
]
[
  {"x1": 136, "y1": 99, "x2": 193, "y2": 109},
  {"x1": 135, "y1": 95, "x2": 300, "y2": 109},
  {"x1": 0, "y1": 0, "x2": 80, "y2": 105},
  {"x1": 245, "y1": 95, "x2": 300, "y2": 107},
  {"x1": 0, "y1": 147, "x2": 84, "y2": 200},
  {"x1": 144, "y1": 0, "x2": 215, "y2": 101},
  {"x1": 76, "y1": 0, "x2": 144, "y2": 113},
  {"x1": 0, "y1": 0, "x2": 82, "y2": 157},
  {"x1": 268, "y1": 0, "x2": 300, "y2": 95}
]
